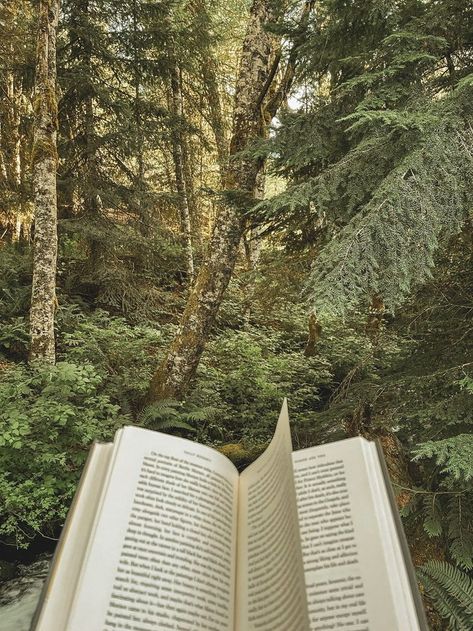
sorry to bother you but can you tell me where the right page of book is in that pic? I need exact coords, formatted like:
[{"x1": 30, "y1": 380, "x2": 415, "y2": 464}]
[{"x1": 292, "y1": 437, "x2": 420, "y2": 631}]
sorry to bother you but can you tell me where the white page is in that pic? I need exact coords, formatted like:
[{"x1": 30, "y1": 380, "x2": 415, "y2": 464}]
[
  {"x1": 66, "y1": 428, "x2": 239, "y2": 631},
  {"x1": 235, "y1": 401, "x2": 310, "y2": 631},
  {"x1": 293, "y1": 437, "x2": 419, "y2": 631},
  {"x1": 362, "y1": 441, "x2": 421, "y2": 629},
  {"x1": 34, "y1": 443, "x2": 114, "y2": 631}
]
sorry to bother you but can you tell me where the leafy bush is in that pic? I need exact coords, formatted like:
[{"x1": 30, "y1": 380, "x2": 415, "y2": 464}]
[
  {"x1": 0, "y1": 316, "x2": 29, "y2": 358},
  {"x1": 190, "y1": 328, "x2": 334, "y2": 444},
  {"x1": 0, "y1": 246, "x2": 32, "y2": 320},
  {"x1": 0, "y1": 361, "x2": 127, "y2": 547},
  {"x1": 56, "y1": 306, "x2": 172, "y2": 410}
]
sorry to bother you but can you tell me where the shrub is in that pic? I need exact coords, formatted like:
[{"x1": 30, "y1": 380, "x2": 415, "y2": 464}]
[
  {"x1": 57, "y1": 306, "x2": 172, "y2": 410},
  {"x1": 190, "y1": 328, "x2": 334, "y2": 444},
  {"x1": 0, "y1": 361, "x2": 127, "y2": 547}
]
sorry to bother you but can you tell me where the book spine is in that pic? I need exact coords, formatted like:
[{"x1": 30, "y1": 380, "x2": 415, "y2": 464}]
[
  {"x1": 29, "y1": 442, "x2": 103, "y2": 631},
  {"x1": 374, "y1": 439, "x2": 430, "y2": 631}
]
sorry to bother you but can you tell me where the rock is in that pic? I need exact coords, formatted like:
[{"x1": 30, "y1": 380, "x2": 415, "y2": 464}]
[{"x1": 0, "y1": 560, "x2": 16, "y2": 583}]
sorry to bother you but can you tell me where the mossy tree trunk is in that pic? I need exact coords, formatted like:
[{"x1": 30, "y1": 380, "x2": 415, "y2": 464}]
[
  {"x1": 148, "y1": 0, "x2": 290, "y2": 401},
  {"x1": 29, "y1": 0, "x2": 60, "y2": 364}
]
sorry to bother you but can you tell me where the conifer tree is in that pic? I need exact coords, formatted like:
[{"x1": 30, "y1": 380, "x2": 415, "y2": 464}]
[{"x1": 258, "y1": 0, "x2": 473, "y2": 315}]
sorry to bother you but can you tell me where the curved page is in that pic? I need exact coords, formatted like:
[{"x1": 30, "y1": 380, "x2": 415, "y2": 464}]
[{"x1": 235, "y1": 400, "x2": 310, "y2": 631}]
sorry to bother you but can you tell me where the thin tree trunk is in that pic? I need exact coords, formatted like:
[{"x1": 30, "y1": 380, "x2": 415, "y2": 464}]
[
  {"x1": 182, "y1": 129, "x2": 198, "y2": 236},
  {"x1": 148, "y1": 0, "x2": 286, "y2": 401},
  {"x1": 4, "y1": 72, "x2": 22, "y2": 192},
  {"x1": 242, "y1": 168, "x2": 266, "y2": 327},
  {"x1": 29, "y1": 0, "x2": 61, "y2": 364},
  {"x1": 169, "y1": 62, "x2": 194, "y2": 281},
  {"x1": 131, "y1": 0, "x2": 151, "y2": 238},
  {"x1": 202, "y1": 56, "x2": 229, "y2": 183},
  {"x1": 188, "y1": 0, "x2": 229, "y2": 185},
  {"x1": 0, "y1": 68, "x2": 24, "y2": 240}
]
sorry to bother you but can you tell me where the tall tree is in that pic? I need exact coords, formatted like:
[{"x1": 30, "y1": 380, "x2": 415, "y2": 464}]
[
  {"x1": 264, "y1": 0, "x2": 473, "y2": 316},
  {"x1": 0, "y1": 0, "x2": 35, "y2": 241},
  {"x1": 148, "y1": 0, "x2": 308, "y2": 400},
  {"x1": 29, "y1": 0, "x2": 61, "y2": 363},
  {"x1": 168, "y1": 60, "x2": 194, "y2": 280}
]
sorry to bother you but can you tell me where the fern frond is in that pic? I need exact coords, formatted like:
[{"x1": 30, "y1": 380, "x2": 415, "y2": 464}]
[
  {"x1": 185, "y1": 406, "x2": 219, "y2": 422},
  {"x1": 422, "y1": 494, "x2": 443, "y2": 538},
  {"x1": 447, "y1": 495, "x2": 473, "y2": 570},
  {"x1": 152, "y1": 418, "x2": 196, "y2": 432},
  {"x1": 137, "y1": 400, "x2": 181, "y2": 424},
  {"x1": 418, "y1": 561, "x2": 473, "y2": 630}
]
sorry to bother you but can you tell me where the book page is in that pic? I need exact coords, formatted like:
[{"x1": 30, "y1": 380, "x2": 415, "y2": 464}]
[
  {"x1": 293, "y1": 438, "x2": 419, "y2": 631},
  {"x1": 33, "y1": 442, "x2": 114, "y2": 631},
  {"x1": 66, "y1": 428, "x2": 239, "y2": 631},
  {"x1": 235, "y1": 400, "x2": 310, "y2": 631},
  {"x1": 365, "y1": 441, "x2": 426, "y2": 629}
]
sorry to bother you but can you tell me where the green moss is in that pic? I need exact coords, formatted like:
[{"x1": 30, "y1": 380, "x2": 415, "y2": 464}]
[
  {"x1": 31, "y1": 137, "x2": 58, "y2": 165},
  {"x1": 218, "y1": 442, "x2": 265, "y2": 469},
  {"x1": 33, "y1": 81, "x2": 59, "y2": 133}
]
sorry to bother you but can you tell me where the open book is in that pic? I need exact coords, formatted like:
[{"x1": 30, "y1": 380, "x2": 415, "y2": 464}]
[{"x1": 32, "y1": 401, "x2": 427, "y2": 631}]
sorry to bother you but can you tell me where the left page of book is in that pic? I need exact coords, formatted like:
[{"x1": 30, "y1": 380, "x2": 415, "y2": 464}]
[
  {"x1": 32, "y1": 442, "x2": 114, "y2": 631},
  {"x1": 65, "y1": 427, "x2": 239, "y2": 631}
]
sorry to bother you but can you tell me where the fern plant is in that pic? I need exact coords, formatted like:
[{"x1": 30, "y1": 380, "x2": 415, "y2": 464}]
[
  {"x1": 137, "y1": 400, "x2": 219, "y2": 434},
  {"x1": 418, "y1": 561, "x2": 473, "y2": 631}
]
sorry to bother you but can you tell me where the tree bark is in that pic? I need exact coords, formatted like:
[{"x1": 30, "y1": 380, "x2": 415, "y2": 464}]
[
  {"x1": 169, "y1": 62, "x2": 195, "y2": 281},
  {"x1": 0, "y1": 67, "x2": 26, "y2": 240},
  {"x1": 148, "y1": 0, "x2": 284, "y2": 401},
  {"x1": 202, "y1": 55, "x2": 229, "y2": 183},
  {"x1": 29, "y1": 0, "x2": 60, "y2": 364},
  {"x1": 130, "y1": 0, "x2": 152, "y2": 238}
]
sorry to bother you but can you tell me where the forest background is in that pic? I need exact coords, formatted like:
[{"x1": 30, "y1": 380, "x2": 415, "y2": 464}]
[{"x1": 0, "y1": 0, "x2": 473, "y2": 628}]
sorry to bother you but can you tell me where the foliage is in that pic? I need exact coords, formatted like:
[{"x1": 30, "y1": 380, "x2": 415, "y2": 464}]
[
  {"x1": 138, "y1": 399, "x2": 216, "y2": 433},
  {"x1": 0, "y1": 361, "x2": 127, "y2": 547},
  {"x1": 57, "y1": 306, "x2": 171, "y2": 408},
  {"x1": 2, "y1": 1, "x2": 473, "y2": 626},
  {"x1": 258, "y1": 0, "x2": 473, "y2": 315},
  {"x1": 0, "y1": 246, "x2": 32, "y2": 320},
  {"x1": 0, "y1": 317, "x2": 29, "y2": 358},
  {"x1": 307, "y1": 123, "x2": 473, "y2": 314},
  {"x1": 418, "y1": 561, "x2": 473, "y2": 631},
  {"x1": 190, "y1": 326, "x2": 335, "y2": 445}
]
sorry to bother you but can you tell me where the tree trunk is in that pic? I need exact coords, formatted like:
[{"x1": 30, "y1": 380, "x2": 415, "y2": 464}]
[
  {"x1": 148, "y1": 0, "x2": 283, "y2": 401},
  {"x1": 29, "y1": 0, "x2": 60, "y2": 364},
  {"x1": 131, "y1": 0, "x2": 151, "y2": 238},
  {"x1": 202, "y1": 56, "x2": 229, "y2": 183},
  {"x1": 242, "y1": 168, "x2": 266, "y2": 327},
  {"x1": 169, "y1": 62, "x2": 194, "y2": 281},
  {"x1": 0, "y1": 67, "x2": 25, "y2": 240},
  {"x1": 3, "y1": 71, "x2": 22, "y2": 192}
]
